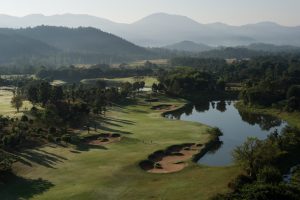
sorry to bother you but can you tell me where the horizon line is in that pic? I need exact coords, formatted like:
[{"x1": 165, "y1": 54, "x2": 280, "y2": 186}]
[{"x1": 0, "y1": 12, "x2": 299, "y2": 27}]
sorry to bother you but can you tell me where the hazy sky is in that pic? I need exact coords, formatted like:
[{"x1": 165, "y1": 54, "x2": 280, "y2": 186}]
[{"x1": 1, "y1": 0, "x2": 299, "y2": 26}]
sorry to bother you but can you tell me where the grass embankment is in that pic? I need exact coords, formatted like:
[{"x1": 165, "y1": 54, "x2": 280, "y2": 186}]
[
  {"x1": 235, "y1": 102, "x2": 300, "y2": 129},
  {"x1": 0, "y1": 89, "x2": 32, "y2": 117},
  {"x1": 1, "y1": 94, "x2": 239, "y2": 200}
]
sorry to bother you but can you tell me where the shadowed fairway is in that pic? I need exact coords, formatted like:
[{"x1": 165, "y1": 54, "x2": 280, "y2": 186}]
[{"x1": 1, "y1": 96, "x2": 240, "y2": 200}]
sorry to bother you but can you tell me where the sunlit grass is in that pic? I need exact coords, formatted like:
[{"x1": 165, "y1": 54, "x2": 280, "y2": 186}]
[{"x1": 1, "y1": 94, "x2": 240, "y2": 200}]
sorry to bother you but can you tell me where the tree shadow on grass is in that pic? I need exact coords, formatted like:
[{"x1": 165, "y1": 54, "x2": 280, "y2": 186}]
[
  {"x1": 15, "y1": 149, "x2": 68, "y2": 169},
  {"x1": 0, "y1": 172, "x2": 54, "y2": 200},
  {"x1": 74, "y1": 143, "x2": 108, "y2": 152},
  {"x1": 90, "y1": 119, "x2": 133, "y2": 135},
  {"x1": 104, "y1": 117, "x2": 135, "y2": 125}
]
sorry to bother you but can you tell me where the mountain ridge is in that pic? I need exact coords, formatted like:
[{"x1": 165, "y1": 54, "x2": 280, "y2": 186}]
[{"x1": 0, "y1": 13, "x2": 299, "y2": 47}]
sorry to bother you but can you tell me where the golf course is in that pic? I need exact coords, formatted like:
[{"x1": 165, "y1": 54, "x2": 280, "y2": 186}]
[{"x1": 0, "y1": 91, "x2": 239, "y2": 200}]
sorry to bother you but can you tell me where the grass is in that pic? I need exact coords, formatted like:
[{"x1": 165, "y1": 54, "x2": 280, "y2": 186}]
[
  {"x1": 112, "y1": 59, "x2": 169, "y2": 68},
  {"x1": 235, "y1": 102, "x2": 300, "y2": 129},
  {"x1": 50, "y1": 80, "x2": 67, "y2": 86},
  {"x1": 1, "y1": 94, "x2": 240, "y2": 200},
  {"x1": 0, "y1": 89, "x2": 32, "y2": 117},
  {"x1": 82, "y1": 76, "x2": 158, "y2": 88}
]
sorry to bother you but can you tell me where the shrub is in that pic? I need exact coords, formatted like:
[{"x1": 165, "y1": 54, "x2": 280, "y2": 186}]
[
  {"x1": 70, "y1": 135, "x2": 81, "y2": 144},
  {"x1": 47, "y1": 134, "x2": 54, "y2": 142},
  {"x1": 61, "y1": 134, "x2": 71, "y2": 143},
  {"x1": 139, "y1": 160, "x2": 154, "y2": 170},
  {"x1": 257, "y1": 166, "x2": 282, "y2": 184},
  {"x1": 21, "y1": 115, "x2": 29, "y2": 122},
  {"x1": 228, "y1": 174, "x2": 253, "y2": 191}
]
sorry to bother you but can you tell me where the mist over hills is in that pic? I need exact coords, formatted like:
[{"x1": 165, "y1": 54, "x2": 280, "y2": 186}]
[
  {"x1": 0, "y1": 13, "x2": 299, "y2": 47},
  {"x1": 164, "y1": 41, "x2": 213, "y2": 52}
]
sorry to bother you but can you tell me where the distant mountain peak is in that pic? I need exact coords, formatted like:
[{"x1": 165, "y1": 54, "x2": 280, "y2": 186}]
[{"x1": 133, "y1": 12, "x2": 201, "y2": 26}]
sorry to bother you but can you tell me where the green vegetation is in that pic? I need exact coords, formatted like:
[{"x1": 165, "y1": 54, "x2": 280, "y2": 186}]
[
  {"x1": 0, "y1": 89, "x2": 31, "y2": 117},
  {"x1": 82, "y1": 76, "x2": 158, "y2": 88},
  {"x1": 0, "y1": 93, "x2": 239, "y2": 200},
  {"x1": 235, "y1": 102, "x2": 300, "y2": 129},
  {"x1": 0, "y1": 26, "x2": 155, "y2": 65}
]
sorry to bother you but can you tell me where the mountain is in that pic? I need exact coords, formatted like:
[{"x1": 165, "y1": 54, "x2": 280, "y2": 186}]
[
  {"x1": 244, "y1": 43, "x2": 300, "y2": 53},
  {"x1": 0, "y1": 26, "x2": 153, "y2": 64},
  {"x1": 164, "y1": 41, "x2": 213, "y2": 52},
  {"x1": 0, "y1": 13, "x2": 299, "y2": 47},
  {"x1": 199, "y1": 47, "x2": 267, "y2": 59},
  {"x1": 0, "y1": 32, "x2": 58, "y2": 63}
]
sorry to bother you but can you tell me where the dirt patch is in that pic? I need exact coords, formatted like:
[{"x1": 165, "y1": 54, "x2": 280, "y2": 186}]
[
  {"x1": 140, "y1": 143, "x2": 203, "y2": 174},
  {"x1": 86, "y1": 133, "x2": 121, "y2": 145},
  {"x1": 151, "y1": 104, "x2": 177, "y2": 111}
]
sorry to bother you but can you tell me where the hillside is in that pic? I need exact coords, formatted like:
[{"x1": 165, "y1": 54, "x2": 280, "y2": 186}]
[
  {"x1": 1, "y1": 13, "x2": 300, "y2": 47},
  {"x1": 0, "y1": 26, "x2": 153, "y2": 64},
  {"x1": 164, "y1": 41, "x2": 213, "y2": 52},
  {"x1": 0, "y1": 32, "x2": 58, "y2": 63}
]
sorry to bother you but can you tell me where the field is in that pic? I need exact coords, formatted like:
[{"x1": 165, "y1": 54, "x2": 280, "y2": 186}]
[
  {"x1": 0, "y1": 89, "x2": 32, "y2": 117},
  {"x1": 0, "y1": 94, "x2": 239, "y2": 200}
]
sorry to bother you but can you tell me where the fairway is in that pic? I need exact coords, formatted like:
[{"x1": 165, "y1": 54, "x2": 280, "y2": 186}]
[
  {"x1": 0, "y1": 89, "x2": 32, "y2": 117},
  {"x1": 1, "y1": 95, "x2": 239, "y2": 200}
]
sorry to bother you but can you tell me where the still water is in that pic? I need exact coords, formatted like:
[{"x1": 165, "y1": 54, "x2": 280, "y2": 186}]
[{"x1": 164, "y1": 101, "x2": 287, "y2": 166}]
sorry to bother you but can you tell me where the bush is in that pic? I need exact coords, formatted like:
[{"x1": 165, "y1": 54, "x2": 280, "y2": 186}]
[
  {"x1": 70, "y1": 135, "x2": 81, "y2": 144},
  {"x1": 21, "y1": 115, "x2": 29, "y2": 122},
  {"x1": 257, "y1": 166, "x2": 282, "y2": 184},
  {"x1": 228, "y1": 174, "x2": 253, "y2": 191},
  {"x1": 54, "y1": 137, "x2": 61, "y2": 143},
  {"x1": 47, "y1": 134, "x2": 54, "y2": 142},
  {"x1": 61, "y1": 134, "x2": 71, "y2": 143},
  {"x1": 209, "y1": 127, "x2": 223, "y2": 137},
  {"x1": 30, "y1": 107, "x2": 38, "y2": 115}
]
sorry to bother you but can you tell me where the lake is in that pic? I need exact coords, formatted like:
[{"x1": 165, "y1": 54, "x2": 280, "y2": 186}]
[{"x1": 164, "y1": 101, "x2": 287, "y2": 166}]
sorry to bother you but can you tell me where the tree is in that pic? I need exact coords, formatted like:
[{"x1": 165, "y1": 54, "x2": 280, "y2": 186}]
[
  {"x1": 96, "y1": 80, "x2": 106, "y2": 90},
  {"x1": 139, "y1": 81, "x2": 145, "y2": 90},
  {"x1": 0, "y1": 150, "x2": 15, "y2": 172},
  {"x1": 11, "y1": 95, "x2": 23, "y2": 112},
  {"x1": 233, "y1": 137, "x2": 283, "y2": 178},
  {"x1": 38, "y1": 82, "x2": 51, "y2": 106},
  {"x1": 51, "y1": 86, "x2": 64, "y2": 103},
  {"x1": 152, "y1": 83, "x2": 158, "y2": 93},
  {"x1": 257, "y1": 166, "x2": 282, "y2": 184},
  {"x1": 27, "y1": 85, "x2": 39, "y2": 105}
]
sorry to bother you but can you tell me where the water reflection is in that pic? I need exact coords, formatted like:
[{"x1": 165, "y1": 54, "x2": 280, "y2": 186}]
[
  {"x1": 164, "y1": 101, "x2": 287, "y2": 166},
  {"x1": 216, "y1": 101, "x2": 227, "y2": 112},
  {"x1": 239, "y1": 110, "x2": 282, "y2": 131}
]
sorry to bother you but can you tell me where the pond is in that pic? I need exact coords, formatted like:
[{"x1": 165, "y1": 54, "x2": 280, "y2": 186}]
[{"x1": 164, "y1": 101, "x2": 287, "y2": 166}]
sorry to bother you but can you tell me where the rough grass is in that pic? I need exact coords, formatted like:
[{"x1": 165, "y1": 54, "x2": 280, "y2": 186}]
[
  {"x1": 1, "y1": 95, "x2": 240, "y2": 200},
  {"x1": 0, "y1": 89, "x2": 32, "y2": 117}
]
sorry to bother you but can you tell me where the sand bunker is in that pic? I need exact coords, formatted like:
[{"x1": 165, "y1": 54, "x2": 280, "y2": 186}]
[
  {"x1": 86, "y1": 133, "x2": 121, "y2": 145},
  {"x1": 140, "y1": 143, "x2": 203, "y2": 174}
]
